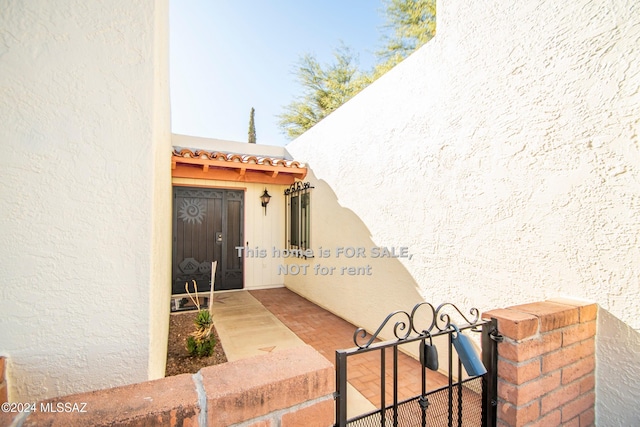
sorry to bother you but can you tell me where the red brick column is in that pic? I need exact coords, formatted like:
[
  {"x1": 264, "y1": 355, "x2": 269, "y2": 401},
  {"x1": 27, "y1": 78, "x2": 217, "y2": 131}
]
[
  {"x1": 484, "y1": 299, "x2": 596, "y2": 427},
  {"x1": 0, "y1": 357, "x2": 7, "y2": 404}
]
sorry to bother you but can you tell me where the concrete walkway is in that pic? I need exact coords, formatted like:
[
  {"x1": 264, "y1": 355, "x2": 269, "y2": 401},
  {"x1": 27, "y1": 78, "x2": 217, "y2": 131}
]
[
  {"x1": 210, "y1": 290, "x2": 303, "y2": 361},
  {"x1": 210, "y1": 289, "x2": 376, "y2": 418}
]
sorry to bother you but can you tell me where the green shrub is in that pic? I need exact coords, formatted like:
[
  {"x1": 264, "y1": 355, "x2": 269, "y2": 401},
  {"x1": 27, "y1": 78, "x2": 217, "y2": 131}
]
[
  {"x1": 184, "y1": 280, "x2": 215, "y2": 357},
  {"x1": 187, "y1": 334, "x2": 216, "y2": 357},
  {"x1": 186, "y1": 309, "x2": 215, "y2": 357}
]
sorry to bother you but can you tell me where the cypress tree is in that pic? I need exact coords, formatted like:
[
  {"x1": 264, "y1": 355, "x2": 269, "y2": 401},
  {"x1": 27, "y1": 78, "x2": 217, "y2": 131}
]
[{"x1": 248, "y1": 107, "x2": 256, "y2": 143}]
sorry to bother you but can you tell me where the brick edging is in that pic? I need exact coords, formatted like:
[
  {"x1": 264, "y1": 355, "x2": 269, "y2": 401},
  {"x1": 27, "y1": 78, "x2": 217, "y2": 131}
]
[
  {"x1": 1, "y1": 345, "x2": 334, "y2": 427},
  {"x1": 0, "y1": 357, "x2": 7, "y2": 405}
]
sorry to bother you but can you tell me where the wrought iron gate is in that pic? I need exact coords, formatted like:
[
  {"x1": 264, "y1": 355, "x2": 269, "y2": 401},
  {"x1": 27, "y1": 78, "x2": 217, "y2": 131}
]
[{"x1": 335, "y1": 303, "x2": 502, "y2": 427}]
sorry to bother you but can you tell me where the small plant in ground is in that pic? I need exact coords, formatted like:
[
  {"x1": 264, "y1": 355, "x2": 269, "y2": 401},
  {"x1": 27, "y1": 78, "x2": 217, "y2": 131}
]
[{"x1": 184, "y1": 280, "x2": 216, "y2": 357}]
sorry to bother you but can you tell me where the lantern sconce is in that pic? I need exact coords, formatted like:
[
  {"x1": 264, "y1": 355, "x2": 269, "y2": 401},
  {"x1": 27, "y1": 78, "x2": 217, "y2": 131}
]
[{"x1": 260, "y1": 188, "x2": 271, "y2": 215}]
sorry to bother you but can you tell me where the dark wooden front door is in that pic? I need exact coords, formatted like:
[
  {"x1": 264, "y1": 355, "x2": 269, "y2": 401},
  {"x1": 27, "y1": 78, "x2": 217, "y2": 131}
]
[{"x1": 172, "y1": 187, "x2": 244, "y2": 294}]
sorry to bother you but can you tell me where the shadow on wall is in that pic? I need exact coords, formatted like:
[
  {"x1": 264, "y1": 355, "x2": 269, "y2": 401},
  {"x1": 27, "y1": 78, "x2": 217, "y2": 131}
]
[
  {"x1": 283, "y1": 171, "x2": 474, "y2": 358},
  {"x1": 596, "y1": 308, "x2": 640, "y2": 426}
]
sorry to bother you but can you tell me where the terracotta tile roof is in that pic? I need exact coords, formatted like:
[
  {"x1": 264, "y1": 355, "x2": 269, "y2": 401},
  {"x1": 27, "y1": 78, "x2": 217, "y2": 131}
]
[
  {"x1": 171, "y1": 147, "x2": 307, "y2": 185},
  {"x1": 172, "y1": 147, "x2": 304, "y2": 169}
]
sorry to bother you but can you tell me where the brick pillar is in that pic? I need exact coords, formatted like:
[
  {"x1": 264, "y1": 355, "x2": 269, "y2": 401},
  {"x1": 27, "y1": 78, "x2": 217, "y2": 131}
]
[
  {"x1": 0, "y1": 357, "x2": 7, "y2": 404},
  {"x1": 483, "y1": 298, "x2": 596, "y2": 427}
]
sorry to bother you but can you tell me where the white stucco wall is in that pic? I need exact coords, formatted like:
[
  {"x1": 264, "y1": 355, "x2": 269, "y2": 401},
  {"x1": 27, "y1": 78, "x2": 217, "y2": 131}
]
[
  {"x1": 148, "y1": 0, "x2": 173, "y2": 383},
  {"x1": 285, "y1": 0, "x2": 639, "y2": 424},
  {"x1": 0, "y1": 0, "x2": 172, "y2": 401},
  {"x1": 597, "y1": 308, "x2": 640, "y2": 425}
]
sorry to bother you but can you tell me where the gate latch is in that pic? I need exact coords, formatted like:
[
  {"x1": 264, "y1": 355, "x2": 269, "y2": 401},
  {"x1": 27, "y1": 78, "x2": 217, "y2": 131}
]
[{"x1": 489, "y1": 330, "x2": 504, "y2": 343}]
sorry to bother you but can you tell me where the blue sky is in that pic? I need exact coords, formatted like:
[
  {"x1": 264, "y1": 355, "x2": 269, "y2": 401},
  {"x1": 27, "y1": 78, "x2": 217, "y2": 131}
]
[{"x1": 170, "y1": 1, "x2": 387, "y2": 146}]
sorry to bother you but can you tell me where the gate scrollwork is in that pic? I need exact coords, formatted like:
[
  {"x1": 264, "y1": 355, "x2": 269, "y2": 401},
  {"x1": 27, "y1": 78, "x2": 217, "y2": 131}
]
[{"x1": 352, "y1": 301, "x2": 482, "y2": 349}]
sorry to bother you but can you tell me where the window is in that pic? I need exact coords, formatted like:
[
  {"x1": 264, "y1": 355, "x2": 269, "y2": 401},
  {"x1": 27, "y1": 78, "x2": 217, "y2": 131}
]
[{"x1": 285, "y1": 182, "x2": 313, "y2": 251}]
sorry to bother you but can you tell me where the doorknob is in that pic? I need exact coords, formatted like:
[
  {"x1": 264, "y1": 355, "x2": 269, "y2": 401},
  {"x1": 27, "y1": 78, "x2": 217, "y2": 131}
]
[{"x1": 215, "y1": 232, "x2": 223, "y2": 243}]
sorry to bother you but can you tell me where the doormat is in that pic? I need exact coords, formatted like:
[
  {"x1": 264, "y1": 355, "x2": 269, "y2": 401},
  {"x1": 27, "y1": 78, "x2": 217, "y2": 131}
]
[{"x1": 171, "y1": 296, "x2": 210, "y2": 313}]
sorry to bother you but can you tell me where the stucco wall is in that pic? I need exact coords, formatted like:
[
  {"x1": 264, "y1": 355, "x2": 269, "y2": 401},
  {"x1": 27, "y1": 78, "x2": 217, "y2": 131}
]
[
  {"x1": 0, "y1": 0, "x2": 172, "y2": 401},
  {"x1": 285, "y1": 0, "x2": 639, "y2": 424},
  {"x1": 597, "y1": 308, "x2": 640, "y2": 425},
  {"x1": 173, "y1": 133, "x2": 294, "y2": 159},
  {"x1": 148, "y1": 0, "x2": 173, "y2": 383}
]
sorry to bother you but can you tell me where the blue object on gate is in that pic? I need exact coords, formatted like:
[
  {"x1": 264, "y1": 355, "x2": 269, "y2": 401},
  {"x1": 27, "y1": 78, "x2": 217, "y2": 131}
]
[{"x1": 451, "y1": 324, "x2": 488, "y2": 377}]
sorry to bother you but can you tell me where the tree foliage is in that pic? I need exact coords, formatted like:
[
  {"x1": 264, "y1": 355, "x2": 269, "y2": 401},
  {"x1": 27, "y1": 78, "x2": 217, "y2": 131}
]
[
  {"x1": 248, "y1": 107, "x2": 256, "y2": 143},
  {"x1": 278, "y1": 0, "x2": 436, "y2": 139},
  {"x1": 378, "y1": 0, "x2": 436, "y2": 64},
  {"x1": 278, "y1": 46, "x2": 370, "y2": 139}
]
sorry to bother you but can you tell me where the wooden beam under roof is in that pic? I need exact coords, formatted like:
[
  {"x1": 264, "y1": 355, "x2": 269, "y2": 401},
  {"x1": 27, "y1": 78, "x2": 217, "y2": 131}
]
[{"x1": 171, "y1": 156, "x2": 307, "y2": 185}]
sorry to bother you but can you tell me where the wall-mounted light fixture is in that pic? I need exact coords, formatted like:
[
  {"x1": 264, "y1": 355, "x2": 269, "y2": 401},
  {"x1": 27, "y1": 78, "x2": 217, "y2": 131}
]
[{"x1": 260, "y1": 188, "x2": 271, "y2": 215}]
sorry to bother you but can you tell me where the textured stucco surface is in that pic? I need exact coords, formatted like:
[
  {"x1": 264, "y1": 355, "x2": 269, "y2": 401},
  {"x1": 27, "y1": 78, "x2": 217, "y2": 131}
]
[
  {"x1": 597, "y1": 308, "x2": 640, "y2": 425},
  {"x1": 0, "y1": 0, "x2": 171, "y2": 401},
  {"x1": 147, "y1": 0, "x2": 172, "y2": 383},
  {"x1": 285, "y1": 0, "x2": 639, "y2": 423}
]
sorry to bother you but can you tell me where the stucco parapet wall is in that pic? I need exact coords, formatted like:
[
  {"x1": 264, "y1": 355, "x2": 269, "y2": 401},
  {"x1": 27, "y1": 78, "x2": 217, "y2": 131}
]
[
  {"x1": 2, "y1": 345, "x2": 334, "y2": 427},
  {"x1": 172, "y1": 147, "x2": 307, "y2": 185},
  {"x1": 172, "y1": 134, "x2": 293, "y2": 159}
]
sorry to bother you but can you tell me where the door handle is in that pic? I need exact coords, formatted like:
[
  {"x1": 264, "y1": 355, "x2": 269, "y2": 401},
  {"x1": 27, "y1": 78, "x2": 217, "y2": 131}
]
[{"x1": 215, "y1": 232, "x2": 223, "y2": 243}]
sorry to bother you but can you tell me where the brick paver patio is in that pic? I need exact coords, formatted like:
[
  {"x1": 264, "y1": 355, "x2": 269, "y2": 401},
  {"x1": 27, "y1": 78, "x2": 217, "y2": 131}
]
[{"x1": 250, "y1": 288, "x2": 449, "y2": 408}]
